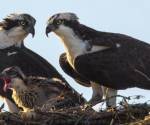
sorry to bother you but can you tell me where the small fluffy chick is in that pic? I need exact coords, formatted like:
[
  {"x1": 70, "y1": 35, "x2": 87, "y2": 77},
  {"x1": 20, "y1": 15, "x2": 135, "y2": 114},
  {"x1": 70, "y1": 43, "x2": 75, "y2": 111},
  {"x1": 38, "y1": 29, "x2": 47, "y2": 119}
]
[{"x1": 1, "y1": 66, "x2": 67, "y2": 119}]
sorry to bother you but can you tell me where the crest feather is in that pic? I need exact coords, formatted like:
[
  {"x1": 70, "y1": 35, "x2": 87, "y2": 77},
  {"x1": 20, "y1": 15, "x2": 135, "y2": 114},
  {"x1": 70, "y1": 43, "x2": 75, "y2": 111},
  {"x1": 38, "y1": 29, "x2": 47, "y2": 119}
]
[
  {"x1": 58, "y1": 12, "x2": 79, "y2": 21},
  {"x1": 48, "y1": 12, "x2": 79, "y2": 23}
]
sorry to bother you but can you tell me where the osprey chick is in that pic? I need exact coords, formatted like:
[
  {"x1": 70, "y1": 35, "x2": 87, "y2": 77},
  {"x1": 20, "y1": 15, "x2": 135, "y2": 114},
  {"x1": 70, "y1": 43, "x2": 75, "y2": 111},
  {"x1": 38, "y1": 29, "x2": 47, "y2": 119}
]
[{"x1": 1, "y1": 66, "x2": 69, "y2": 119}]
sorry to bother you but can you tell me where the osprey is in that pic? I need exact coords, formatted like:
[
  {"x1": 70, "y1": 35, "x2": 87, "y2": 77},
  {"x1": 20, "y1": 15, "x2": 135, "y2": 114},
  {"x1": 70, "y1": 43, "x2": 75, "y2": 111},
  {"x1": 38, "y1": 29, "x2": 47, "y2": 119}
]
[
  {"x1": 1, "y1": 66, "x2": 85, "y2": 119},
  {"x1": 0, "y1": 13, "x2": 68, "y2": 113},
  {"x1": 46, "y1": 12, "x2": 117, "y2": 107},
  {"x1": 46, "y1": 12, "x2": 150, "y2": 105}
]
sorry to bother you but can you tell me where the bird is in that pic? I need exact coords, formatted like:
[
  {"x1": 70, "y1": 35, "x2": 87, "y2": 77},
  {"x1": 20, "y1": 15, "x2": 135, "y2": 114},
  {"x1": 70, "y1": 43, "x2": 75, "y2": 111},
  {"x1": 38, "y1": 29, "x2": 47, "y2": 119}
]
[
  {"x1": 0, "y1": 13, "x2": 70, "y2": 113},
  {"x1": 46, "y1": 12, "x2": 118, "y2": 107},
  {"x1": 1, "y1": 66, "x2": 77, "y2": 119}
]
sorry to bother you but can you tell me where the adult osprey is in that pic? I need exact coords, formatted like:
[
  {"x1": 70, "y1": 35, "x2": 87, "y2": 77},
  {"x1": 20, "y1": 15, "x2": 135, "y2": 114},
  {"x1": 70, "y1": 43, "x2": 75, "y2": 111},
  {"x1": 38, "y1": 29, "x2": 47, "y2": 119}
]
[
  {"x1": 0, "y1": 13, "x2": 68, "y2": 113},
  {"x1": 46, "y1": 12, "x2": 150, "y2": 104},
  {"x1": 46, "y1": 13, "x2": 118, "y2": 107}
]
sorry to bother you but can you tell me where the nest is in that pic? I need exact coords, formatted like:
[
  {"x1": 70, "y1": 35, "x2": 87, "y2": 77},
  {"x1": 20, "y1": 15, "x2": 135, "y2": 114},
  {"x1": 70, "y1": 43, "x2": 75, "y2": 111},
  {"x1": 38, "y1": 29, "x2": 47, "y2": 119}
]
[{"x1": 0, "y1": 94, "x2": 150, "y2": 125}]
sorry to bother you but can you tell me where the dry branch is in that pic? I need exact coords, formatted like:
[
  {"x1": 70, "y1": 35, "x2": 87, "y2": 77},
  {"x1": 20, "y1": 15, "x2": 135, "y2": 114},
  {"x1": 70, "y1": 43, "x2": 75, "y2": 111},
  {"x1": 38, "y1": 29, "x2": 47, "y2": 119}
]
[{"x1": 0, "y1": 101, "x2": 150, "y2": 125}]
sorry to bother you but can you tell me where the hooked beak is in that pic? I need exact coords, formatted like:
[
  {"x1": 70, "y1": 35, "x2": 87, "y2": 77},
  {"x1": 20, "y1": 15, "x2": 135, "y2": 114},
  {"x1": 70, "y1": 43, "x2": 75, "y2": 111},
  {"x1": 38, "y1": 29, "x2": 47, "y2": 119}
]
[
  {"x1": 46, "y1": 24, "x2": 56, "y2": 37},
  {"x1": 25, "y1": 26, "x2": 35, "y2": 37}
]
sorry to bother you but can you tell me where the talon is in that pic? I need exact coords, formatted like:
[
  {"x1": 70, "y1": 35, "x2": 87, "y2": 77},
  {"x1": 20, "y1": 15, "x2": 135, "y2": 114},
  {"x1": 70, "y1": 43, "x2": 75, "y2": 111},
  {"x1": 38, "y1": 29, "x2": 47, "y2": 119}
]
[
  {"x1": 81, "y1": 102, "x2": 92, "y2": 111},
  {"x1": 106, "y1": 106, "x2": 116, "y2": 112}
]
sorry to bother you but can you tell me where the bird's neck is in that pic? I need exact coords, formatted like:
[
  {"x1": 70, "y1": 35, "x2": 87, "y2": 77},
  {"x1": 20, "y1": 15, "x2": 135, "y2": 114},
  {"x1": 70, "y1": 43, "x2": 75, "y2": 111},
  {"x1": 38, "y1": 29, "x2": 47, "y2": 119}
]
[
  {"x1": 0, "y1": 29, "x2": 24, "y2": 49},
  {"x1": 55, "y1": 25, "x2": 87, "y2": 67},
  {"x1": 12, "y1": 87, "x2": 29, "y2": 110},
  {"x1": 12, "y1": 86, "x2": 28, "y2": 95}
]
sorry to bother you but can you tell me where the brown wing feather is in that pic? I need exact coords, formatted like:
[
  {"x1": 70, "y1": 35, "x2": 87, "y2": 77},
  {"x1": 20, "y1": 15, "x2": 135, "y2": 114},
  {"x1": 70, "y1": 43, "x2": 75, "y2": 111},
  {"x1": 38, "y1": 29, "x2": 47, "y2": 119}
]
[
  {"x1": 59, "y1": 53, "x2": 91, "y2": 87},
  {"x1": 74, "y1": 33, "x2": 150, "y2": 90},
  {"x1": 26, "y1": 77, "x2": 67, "y2": 98}
]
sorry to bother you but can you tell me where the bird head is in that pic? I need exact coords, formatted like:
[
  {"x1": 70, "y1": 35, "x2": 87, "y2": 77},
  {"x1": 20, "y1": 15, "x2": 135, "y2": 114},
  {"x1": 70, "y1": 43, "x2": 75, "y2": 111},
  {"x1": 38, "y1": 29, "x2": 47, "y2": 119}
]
[
  {"x1": 0, "y1": 66, "x2": 27, "y2": 92},
  {"x1": 0, "y1": 78, "x2": 20, "y2": 113},
  {"x1": 46, "y1": 12, "x2": 79, "y2": 37},
  {"x1": 0, "y1": 13, "x2": 36, "y2": 48},
  {"x1": 0, "y1": 77, "x2": 11, "y2": 94},
  {"x1": 0, "y1": 72, "x2": 18, "y2": 112}
]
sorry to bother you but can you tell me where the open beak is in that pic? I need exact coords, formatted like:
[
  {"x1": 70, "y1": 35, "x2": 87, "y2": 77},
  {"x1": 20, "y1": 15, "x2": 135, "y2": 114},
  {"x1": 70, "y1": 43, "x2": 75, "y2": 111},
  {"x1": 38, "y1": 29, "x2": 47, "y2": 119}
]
[
  {"x1": 46, "y1": 24, "x2": 56, "y2": 37},
  {"x1": 2, "y1": 78, "x2": 11, "y2": 92},
  {"x1": 0, "y1": 73, "x2": 11, "y2": 92}
]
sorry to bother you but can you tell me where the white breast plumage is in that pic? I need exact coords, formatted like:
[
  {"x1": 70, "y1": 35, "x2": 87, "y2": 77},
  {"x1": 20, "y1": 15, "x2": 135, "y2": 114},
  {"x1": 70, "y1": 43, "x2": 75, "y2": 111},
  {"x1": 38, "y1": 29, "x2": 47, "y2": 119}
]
[
  {"x1": 55, "y1": 25, "x2": 87, "y2": 68},
  {"x1": 55, "y1": 25, "x2": 109, "y2": 69}
]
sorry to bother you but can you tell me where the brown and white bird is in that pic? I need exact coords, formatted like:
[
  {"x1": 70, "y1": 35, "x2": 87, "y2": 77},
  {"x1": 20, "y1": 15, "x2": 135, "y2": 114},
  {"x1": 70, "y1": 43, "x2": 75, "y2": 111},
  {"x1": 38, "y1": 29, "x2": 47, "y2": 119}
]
[
  {"x1": 46, "y1": 12, "x2": 150, "y2": 108},
  {"x1": 1, "y1": 66, "x2": 83, "y2": 119},
  {"x1": 46, "y1": 12, "x2": 117, "y2": 107},
  {"x1": 0, "y1": 13, "x2": 70, "y2": 113}
]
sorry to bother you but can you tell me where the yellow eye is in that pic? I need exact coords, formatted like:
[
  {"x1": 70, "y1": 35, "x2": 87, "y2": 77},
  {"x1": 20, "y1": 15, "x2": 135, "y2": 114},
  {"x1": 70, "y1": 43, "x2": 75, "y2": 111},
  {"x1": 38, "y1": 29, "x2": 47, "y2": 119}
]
[
  {"x1": 56, "y1": 20, "x2": 63, "y2": 25},
  {"x1": 20, "y1": 20, "x2": 26, "y2": 26}
]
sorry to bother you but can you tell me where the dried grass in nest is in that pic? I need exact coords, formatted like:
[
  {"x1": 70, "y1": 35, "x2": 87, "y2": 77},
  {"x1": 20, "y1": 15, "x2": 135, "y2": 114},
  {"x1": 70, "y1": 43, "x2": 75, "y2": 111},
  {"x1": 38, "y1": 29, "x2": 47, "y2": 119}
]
[{"x1": 0, "y1": 95, "x2": 150, "y2": 125}]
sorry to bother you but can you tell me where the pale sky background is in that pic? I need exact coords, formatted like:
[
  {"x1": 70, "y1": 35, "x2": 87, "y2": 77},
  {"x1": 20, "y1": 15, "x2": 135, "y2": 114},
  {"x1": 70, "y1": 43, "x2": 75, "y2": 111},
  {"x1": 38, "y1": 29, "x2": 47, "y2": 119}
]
[{"x1": 0, "y1": 0, "x2": 150, "y2": 110}]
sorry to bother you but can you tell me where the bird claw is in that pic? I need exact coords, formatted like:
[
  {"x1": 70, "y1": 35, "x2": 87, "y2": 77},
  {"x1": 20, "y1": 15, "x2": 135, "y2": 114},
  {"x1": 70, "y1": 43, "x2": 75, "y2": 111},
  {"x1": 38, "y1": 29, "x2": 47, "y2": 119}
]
[
  {"x1": 81, "y1": 96, "x2": 101, "y2": 111},
  {"x1": 20, "y1": 111, "x2": 36, "y2": 120},
  {"x1": 81, "y1": 102, "x2": 92, "y2": 111}
]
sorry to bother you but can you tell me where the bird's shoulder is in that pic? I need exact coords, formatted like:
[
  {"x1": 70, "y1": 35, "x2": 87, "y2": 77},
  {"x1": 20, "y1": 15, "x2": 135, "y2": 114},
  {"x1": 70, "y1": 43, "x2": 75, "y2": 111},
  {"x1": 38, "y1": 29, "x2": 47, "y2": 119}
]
[
  {"x1": 89, "y1": 31, "x2": 143, "y2": 47},
  {"x1": 79, "y1": 24, "x2": 148, "y2": 48},
  {"x1": 59, "y1": 53, "x2": 91, "y2": 87}
]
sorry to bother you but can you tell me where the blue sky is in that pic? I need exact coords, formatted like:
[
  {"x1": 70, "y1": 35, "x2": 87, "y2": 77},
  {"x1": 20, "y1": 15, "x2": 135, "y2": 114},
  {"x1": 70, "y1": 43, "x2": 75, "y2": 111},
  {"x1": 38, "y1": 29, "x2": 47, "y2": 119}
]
[{"x1": 0, "y1": 0, "x2": 150, "y2": 110}]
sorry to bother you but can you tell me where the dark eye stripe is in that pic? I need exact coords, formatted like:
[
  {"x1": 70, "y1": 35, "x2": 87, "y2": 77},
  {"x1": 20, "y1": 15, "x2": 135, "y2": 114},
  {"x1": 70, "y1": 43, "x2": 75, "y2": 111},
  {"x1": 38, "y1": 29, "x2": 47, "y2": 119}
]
[
  {"x1": 2, "y1": 19, "x2": 28, "y2": 30},
  {"x1": 2, "y1": 20, "x2": 19, "y2": 30}
]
